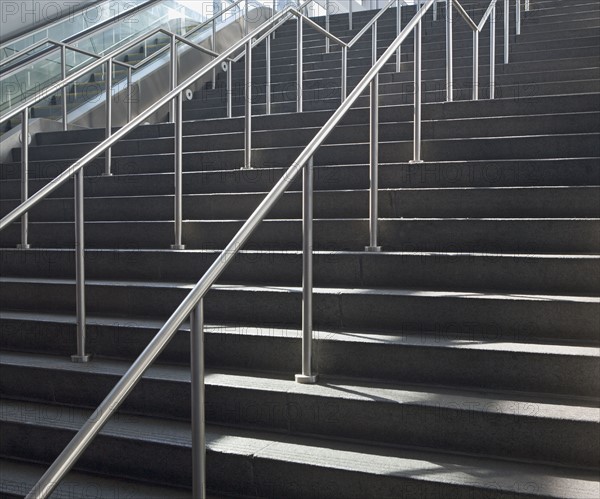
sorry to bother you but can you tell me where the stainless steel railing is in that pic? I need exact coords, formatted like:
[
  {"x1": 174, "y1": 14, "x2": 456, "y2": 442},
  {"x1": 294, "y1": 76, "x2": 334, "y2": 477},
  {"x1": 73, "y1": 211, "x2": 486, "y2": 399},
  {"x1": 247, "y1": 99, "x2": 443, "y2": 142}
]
[{"x1": 2, "y1": 1, "x2": 533, "y2": 497}]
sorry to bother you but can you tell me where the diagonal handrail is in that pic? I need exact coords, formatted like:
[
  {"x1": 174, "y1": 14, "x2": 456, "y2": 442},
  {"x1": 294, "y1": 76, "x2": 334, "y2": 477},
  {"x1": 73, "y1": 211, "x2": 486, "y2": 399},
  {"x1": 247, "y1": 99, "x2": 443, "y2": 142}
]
[
  {"x1": 14, "y1": 0, "x2": 530, "y2": 496},
  {"x1": 22, "y1": 2, "x2": 438, "y2": 498}
]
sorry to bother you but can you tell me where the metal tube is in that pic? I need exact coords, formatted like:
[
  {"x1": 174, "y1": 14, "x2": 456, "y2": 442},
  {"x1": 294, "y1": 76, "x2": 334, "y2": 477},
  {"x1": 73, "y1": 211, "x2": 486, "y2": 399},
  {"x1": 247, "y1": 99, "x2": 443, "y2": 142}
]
[
  {"x1": 297, "y1": 16, "x2": 303, "y2": 113},
  {"x1": 172, "y1": 92, "x2": 185, "y2": 250},
  {"x1": 244, "y1": 40, "x2": 252, "y2": 169},
  {"x1": 473, "y1": 30, "x2": 479, "y2": 100},
  {"x1": 446, "y1": 0, "x2": 453, "y2": 101},
  {"x1": 21, "y1": 7, "x2": 437, "y2": 498},
  {"x1": 372, "y1": 21, "x2": 377, "y2": 66},
  {"x1": 295, "y1": 156, "x2": 317, "y2": 384},
  {"x1": 191, "y1": 300, "x2": 206, "y2": 499},
  {"x1": 504, "y1": 0, "x2": 509, "y2": 63},
  {"x1": 71, "y1": 169, "x2": 90, "y2": 363},
  {"x1": 212, "y1": 20, "x2": 217, "y2": 89},
  {"x1": 433, "y1": 0, "x2": 437, "y2": 21},
  {"x1": 61, "y1": 45, "x2": 68, "y2": 131},
  {"x1": 104, "y1": 59, "x2": 112, "y2": 176},
  {"x1": 19, "y1": 108, "x2": 30, "y2": 249},
  {"x1": 396, "y1": 0, "x2": 402, "y2": 72},
  {"x1": 325, "y1": 0, "x2": 330, "y2": 54},
  {"x1": 245, "y1": 0, "x2": 249, "y2": 34},
  {"x1": 412, "y1": 13, "x2": 422, "y2": 163},
  {"x1": 525, "y1": 0, "x2": 529, "y2": 11},
  {"x1": 366, "y1": 74, "x2": 381, "y2": 252},
  {"x1": 227, "y1": 60, "x2": 233, "y2": 118},
  {"x1": 516, "y1": 0, "x2": 521, "y2": 35},
  {"x1": 170, "y1": 35, "x2": 177, "y2": 123},
  {"x1": 490, "y1": 4, "x2": 496, "y2": 99},
  {"x1": 266, "y1": 35, "x2": 271, "y2": 115},
  {"x1": 349, "y1": 0, "x2": 353, "y2": 30},
  {"x1": 341, "y1": 45, "x2": 347, "y2": 101},
  {"x1": 127, "y1": 66, "x2": 132, "y2": 122}
]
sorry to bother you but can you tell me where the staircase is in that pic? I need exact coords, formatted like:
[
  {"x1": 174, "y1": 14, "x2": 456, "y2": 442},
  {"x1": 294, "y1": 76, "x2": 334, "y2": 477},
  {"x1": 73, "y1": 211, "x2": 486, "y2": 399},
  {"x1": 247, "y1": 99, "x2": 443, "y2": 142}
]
[{"x1": 1, "y1": 1, "x2": 599, "y2": 497}]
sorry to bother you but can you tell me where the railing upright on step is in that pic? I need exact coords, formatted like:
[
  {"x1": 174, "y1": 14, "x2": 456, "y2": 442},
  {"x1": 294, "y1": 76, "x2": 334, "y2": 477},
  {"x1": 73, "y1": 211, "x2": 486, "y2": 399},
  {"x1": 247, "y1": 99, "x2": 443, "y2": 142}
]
[{"x1": 0, "y1": 1, "x2": 533, "y2": 497}]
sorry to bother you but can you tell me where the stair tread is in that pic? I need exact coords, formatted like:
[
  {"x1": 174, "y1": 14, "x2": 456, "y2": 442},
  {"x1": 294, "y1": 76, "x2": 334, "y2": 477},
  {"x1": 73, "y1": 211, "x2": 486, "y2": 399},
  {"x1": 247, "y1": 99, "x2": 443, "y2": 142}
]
[
  {"x1": 1, "y1": 276, "x2": 598, "y2": 303},
  {"x1": 0, "y1": 398, "x2": 597, "y2": 498},
  {"x1": 0, "y1": 458, "x2": 190, "y2": 499}
]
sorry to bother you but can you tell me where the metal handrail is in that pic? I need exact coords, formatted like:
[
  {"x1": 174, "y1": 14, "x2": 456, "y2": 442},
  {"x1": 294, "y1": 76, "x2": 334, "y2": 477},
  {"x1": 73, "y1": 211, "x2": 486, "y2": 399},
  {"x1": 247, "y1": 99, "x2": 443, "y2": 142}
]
[
  {"x1": 0, "y1": 0, "x2": 159, "y2": 63},
  {"x1": 11, "y1": 0, "x2": 532, "y2": 496},
  {"x1": 348, "y1": 0, "x2": 402, "y2": 48},
  {"x1": 446, "y1": 0, "x2": 500, "y2": 101},
  {"x1": 20, "y1": 2, "x2": 442, "y2": 499}
]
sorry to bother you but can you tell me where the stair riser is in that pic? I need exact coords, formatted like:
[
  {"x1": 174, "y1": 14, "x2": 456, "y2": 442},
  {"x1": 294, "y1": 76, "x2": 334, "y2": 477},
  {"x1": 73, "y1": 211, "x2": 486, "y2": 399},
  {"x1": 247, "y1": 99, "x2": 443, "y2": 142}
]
[{"x1": 1, "y1": 248, "x2": 598, "y2": 295}]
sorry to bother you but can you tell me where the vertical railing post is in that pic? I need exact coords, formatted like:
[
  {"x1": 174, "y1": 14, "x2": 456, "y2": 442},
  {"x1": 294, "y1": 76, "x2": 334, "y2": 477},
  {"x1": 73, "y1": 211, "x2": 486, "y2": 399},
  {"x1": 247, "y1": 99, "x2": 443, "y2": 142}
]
[
  {"x1": 18, "y1": 108, "x2": 30, "y2": 249},
  {"x1": 61, "y1": 45, "x2": 68, "y2": 131},
  {"x1": 325, "y1": 0, "x2": 330, "y2": 54},
  {"x1": 127, "y1": 66, "x2": 133, "y2": 122},
  {"x1": 472, "y1": 30, "x2": 479, "y2": 100},
  {"x1": 396, "y1": 0, "x2": 402, "y2": 73},
  {"x1": 266, "y1": 35, "x2": 272, "y2": 115},
  {"x1": 525, "y1": 0, "x2": 529, "y2": 11},
  {"x1": 411, "y1": 4, "x2": 423, "y2": 163},
  {"x1": 349, "y1": 0, "x2": 353, "y2": 30},
  {"x1": 245, "y1": 0, "x2": 249, "y2": 34},
  {"x1": 212, "y1": 20, "x2": 217, "y2": 89},
  {"x1": 504, "y1": 0, "x2": 509, "y2": 63},
  {"x1": 172, "y1": 91, "x2": 185, "y2": 250},
  {"x1": 227, "y1": 60, "x2": 233, "y2": 118},
  {"x1": 372, "y1": 21, "x2": 377, "y2": 66},
  {"x1": 191, "y1": 300, "x2": 206, "y2": 499},
  {"x1": 516, "y1": 0, "x2": 521, "y2": 35},
  {"x1": 71, "y1": 167, "x2": 90, "y2": 363},
  {"x1": 366, "y1": 73, "x2": 381, "y2": 252},
  {"x1": 169, "y1": 35, "x2": 177, "y2": 123},
  {"x1": 297, "y1": 15, "x2": 303, "y2": 113},
  {"x1": 243, "y1": 40, "x2": 252, "y2": 169},
  {"x1": 490, "y1": 3, "x2": 496, "y2": 99},
  {"x1": 295, "y1": 156, "x2": 317, "y2": 384},
  {"x1": 104, "y1": 59, "x2": 113, "y2": 176},
  {"x1": 433, "y1": 0, "x2": 438, "y2": 21},
  {"x1": 341, "y1": 45, "x2": 347, "y2": 101},
  {"x1": 446, "y1": 0, "x2": 453, "y2": 101}
]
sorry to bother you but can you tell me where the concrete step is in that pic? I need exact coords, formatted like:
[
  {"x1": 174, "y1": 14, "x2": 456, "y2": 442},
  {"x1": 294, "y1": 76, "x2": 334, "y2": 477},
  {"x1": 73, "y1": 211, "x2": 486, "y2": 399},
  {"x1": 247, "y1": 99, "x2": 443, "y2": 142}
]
[
  {"x1": 1, "y1": 248, "x2": 598, "y2": 295},
  {"x1": 1, "y1": 216, "x2": 599, "y2": 253},
  {"x1": 1, "y1": 355, "x2": 598, "y2": 468},
  {"x1": 2, "y1": 158, "x2": 598, "y2": 203},
  {"x1": 2, "y1": 186, "x2": 599, "y2": 222},
  {"x1": 0, "y1": 278, "x2": 597, "y2": 341},
  {"x1": 1, "y1": 310, "x2": 598, "y2": 397},
  {"x1": 1, "y1": 398, "x2": 598, "y2": 498},
  {"x1": 0, "y1": 458, "x2": 191, "y2": 499}
]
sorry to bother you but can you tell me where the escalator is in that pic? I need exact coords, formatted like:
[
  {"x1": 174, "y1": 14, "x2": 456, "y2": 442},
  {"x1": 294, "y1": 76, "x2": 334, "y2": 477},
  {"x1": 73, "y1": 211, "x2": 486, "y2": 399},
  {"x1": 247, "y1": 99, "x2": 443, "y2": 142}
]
[{"x1": 0, "y1": 0, "x2": 267, "y2": 137}]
